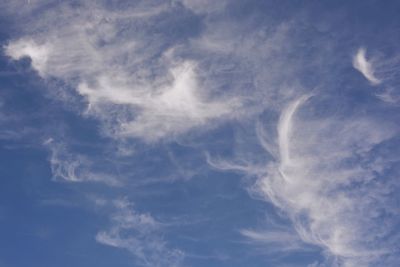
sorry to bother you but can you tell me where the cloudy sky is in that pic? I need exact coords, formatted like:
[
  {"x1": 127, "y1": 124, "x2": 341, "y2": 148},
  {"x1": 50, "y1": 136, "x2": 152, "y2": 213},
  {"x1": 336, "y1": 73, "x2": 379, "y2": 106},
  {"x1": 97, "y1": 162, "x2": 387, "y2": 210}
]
[{"x1": 1, "y1": 1, "x2": 400, "y2": 267}]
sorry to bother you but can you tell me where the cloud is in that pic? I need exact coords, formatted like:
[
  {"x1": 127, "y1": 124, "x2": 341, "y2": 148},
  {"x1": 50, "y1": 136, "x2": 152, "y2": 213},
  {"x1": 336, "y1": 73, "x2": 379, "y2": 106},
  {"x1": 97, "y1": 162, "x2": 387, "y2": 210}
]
[
  {"x1": 375, "y1": 87, "x2": 400, "y2": 104},
  {"x1": 240, "y1": 228, "x2": 311, "y2": 253},
  {"x1": 261, "y1": 98, "x2": 398, "y2": 266},
  {"x1": 277, "y1": 95, "x2": 311, "y2": 167},
  {"x1": 352, "y1": 47, "x2": 400, "y2": 104},
  {"x1": 352, "y1": 47, "x2": 381, "y2": 85},
  {"x1": 180, "y1": 0, "x2": 227, "y2": 14},
  {"x1": 3, "y1": 0, "x2": 308, "y2": 143},
  {"x1": 5, "y1": 38, "x2": 51, "y2": 77},
  {"x1": 45, "y1": 138, "x2": 121, "y2": 186},
  {"x1": 89, "y1": 61, "x2": 240, "y2": 141},
  {"x1": 4, "y1": 2, "x2": 400, "y2": 266},
  {"x1": 210, "y1": 96, "x2": 399, "y2": 266},
  {"x1": 4, "y1": 1, "x2": 242, "y2": 142},
  {"x1": 96, "y1": 198, "x2": 184, "y2": 267}
]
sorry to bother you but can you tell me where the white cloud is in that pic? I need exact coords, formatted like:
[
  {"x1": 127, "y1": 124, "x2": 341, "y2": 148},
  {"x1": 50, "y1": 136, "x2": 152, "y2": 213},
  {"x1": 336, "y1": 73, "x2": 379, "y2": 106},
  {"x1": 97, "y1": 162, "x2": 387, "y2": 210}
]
[
  {"x1": 277, "y1": 95, "x2": 311, "y2": 167},
  {"x1": 92, "y1": 61, "x2": 240, "y2": 141},
  {"x1": 4, "y1": 2, "x2": 242, "y2": 142},
  {"x1": 352, "y1": 47, "x2": 381, "y2": 85},
  {"x1": 210, "y1": 96, "x2": 398, "y2": 266},
  {"x1": 45, "y1": 138, "x2": 121, "y2": 186},
  {"x1": 352, "y1": 48, "x2": 400, "y2": 104},
  {"x1": 3, "y1": 0, "x2": 304, "y2": 143},
  {"x1": 240, "y1": 228, "x2": 311, "y2": 253},
  {"x1": 5, "y1": 2, "x2": 400, "y2": 266},
  {"x1": 96, "y1": 198, "x2": 184, "y2": 267},
  {"x1": 5, "y1": 38, "x2": 51, "y2": 77},
  {"x1": 260, "y1": 97, "x2": 396, "y2": 266}
]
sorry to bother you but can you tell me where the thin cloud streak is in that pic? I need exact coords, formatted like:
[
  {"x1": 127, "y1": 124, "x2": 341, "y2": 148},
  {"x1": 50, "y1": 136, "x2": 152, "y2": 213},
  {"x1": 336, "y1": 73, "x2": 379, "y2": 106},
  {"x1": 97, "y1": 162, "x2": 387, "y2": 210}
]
[
  {"x1": 240, "y1": 228, "x2": 312, "y2": 253},
  {"x1": 96, "y1": 198, "x2": 184, "y2": 267},
  {"x1": 277, "y1": 95, "x2": 311, "y2": 169}
]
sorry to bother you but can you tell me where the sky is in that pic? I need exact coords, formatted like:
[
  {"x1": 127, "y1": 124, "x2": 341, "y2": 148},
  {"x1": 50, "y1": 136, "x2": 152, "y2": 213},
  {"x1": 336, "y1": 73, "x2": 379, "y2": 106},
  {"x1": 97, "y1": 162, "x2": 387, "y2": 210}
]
[{"x1": 0, "y1": 1, "x2": 400, "y2": 267}]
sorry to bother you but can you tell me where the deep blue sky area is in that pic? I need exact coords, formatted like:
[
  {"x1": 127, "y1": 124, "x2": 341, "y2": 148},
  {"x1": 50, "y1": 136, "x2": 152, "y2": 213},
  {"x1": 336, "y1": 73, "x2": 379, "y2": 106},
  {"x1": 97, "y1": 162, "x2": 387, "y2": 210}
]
[{"x1": 0, "y1": 1, "x2": 400, "y2": 267}]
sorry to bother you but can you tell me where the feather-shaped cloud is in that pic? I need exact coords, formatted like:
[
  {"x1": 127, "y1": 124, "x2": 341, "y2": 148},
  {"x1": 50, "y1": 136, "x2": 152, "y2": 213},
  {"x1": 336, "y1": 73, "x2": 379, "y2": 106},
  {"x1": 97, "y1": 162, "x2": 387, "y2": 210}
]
[{"x1": 352, "y1": 48, "x2": 381, "y2": 85}]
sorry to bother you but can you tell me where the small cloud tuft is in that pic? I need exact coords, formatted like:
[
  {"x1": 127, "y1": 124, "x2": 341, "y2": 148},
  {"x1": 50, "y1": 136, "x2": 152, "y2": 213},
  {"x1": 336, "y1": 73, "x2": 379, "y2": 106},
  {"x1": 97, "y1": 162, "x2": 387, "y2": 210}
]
[{"x1": 352, "y1": 47, "x2": 381, "y2": 85}]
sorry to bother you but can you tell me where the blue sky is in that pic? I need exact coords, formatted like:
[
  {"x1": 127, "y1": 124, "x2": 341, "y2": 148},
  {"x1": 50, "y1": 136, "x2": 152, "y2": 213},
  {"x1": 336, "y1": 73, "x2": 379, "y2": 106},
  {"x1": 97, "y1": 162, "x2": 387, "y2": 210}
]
[{"x1": 1, "y1": 1, "x2": 400, "y2": 266}]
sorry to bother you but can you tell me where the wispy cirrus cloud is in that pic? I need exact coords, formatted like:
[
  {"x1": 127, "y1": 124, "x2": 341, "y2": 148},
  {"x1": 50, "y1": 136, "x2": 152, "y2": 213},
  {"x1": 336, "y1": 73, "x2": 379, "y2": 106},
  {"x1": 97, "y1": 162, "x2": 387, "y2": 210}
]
[
  {"x1": 352, "y1": 47, "x2": 381, "y2": 85},
  {"x1": 44, "y1": 138, "x2": 121, "y2": 186},
  {"x1": 240, "y1": 228, "x2": 311, "y2": 253},
  {"x1": 352, "y1": 47, "x2": 400, "y2": 104},
  {"x1": 3, "y1": 0, "x2": 307, "y2": 143},
  {"x1": 3, "y1": 1, "x2": 400, "y2": 266},
  {"x1": 4, "y1": 1, "x2": 242, "y2": 143},
  {"x1": 210, "y1": 95, "x2": 399, "y2": 266},
  {"x1": 96, "y1": 198, "x2": 184, "y2": 267}
]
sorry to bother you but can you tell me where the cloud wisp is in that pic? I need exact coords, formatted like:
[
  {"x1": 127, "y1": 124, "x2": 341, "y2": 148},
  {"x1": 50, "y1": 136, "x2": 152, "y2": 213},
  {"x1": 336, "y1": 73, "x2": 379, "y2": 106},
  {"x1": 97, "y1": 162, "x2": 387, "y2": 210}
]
[
  {"x1": 352, "y1": 47, "x2": 381, "y2": 85},
  {"x1": 352, "y1": 47, "x2": 400, "y2": 104},
  {"x1": 240, "y1": 225, "x2": 313, "y2": 254},
  {"x1": 210, "y1": 95, "x2": 399, "y2": 266},
  {"x1": 96, "y1": 198, "x2": 184, "y2": 267},
  {"x1": 44, "y1": 138, "x2": 121, "y2": 186}
]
